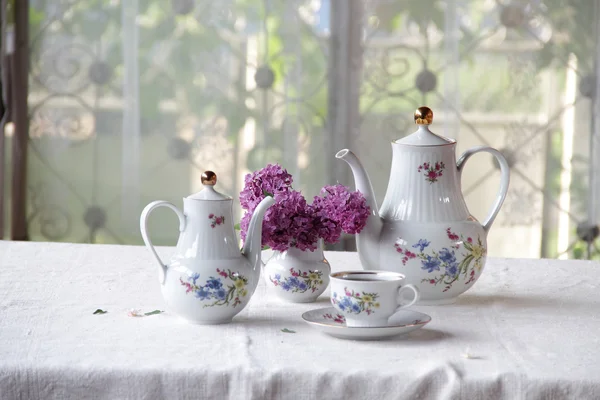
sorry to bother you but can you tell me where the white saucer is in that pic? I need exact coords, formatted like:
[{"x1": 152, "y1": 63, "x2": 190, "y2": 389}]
[{"x1": 301, "y1": 307, "x2": 431, "y2": 340}]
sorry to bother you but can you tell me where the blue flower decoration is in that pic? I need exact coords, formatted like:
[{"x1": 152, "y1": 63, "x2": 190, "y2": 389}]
[
  {"x1": 215, "y1": 288, "x2": 227, "y2": 300},
  {"x1": 190, "y1": 272, "x2": 201, "y2": 284},
  {"x1": 412, "y1": 239, "x2": 431, "y2": 252},
  {"x1": 195, "y1": 287, "x2": 211, "y2": 300},
  {"x1": 289, "y1": 277, "x2": 301, "y2": 287},
  {"x1": 341, "y1": 297, "x2": 353, "y2": 308},
  {"x1": 351, "y1": 304, "x2": 361, "y2": 313},
  {"x1": 421, "y1": 255, "x2": 441, "y2": 273},
  {"x1": 281, "y1": 282, "x2": 291, "y2": 291},
  {"x1": 206, "y1": 277, "x2": 222, "y2": 290},
  {"x1": 438, "y1": 248, "x2": 456, "y2": 264},
  {"x1": 446, "y1": 264, "x2": 458, "y2": 276},
  {"x1": 274, "y1": 274, "x2": 281, "y2": 280}
]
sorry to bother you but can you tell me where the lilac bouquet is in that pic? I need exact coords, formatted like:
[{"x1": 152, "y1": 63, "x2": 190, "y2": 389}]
[{"x1": 239, "y1": 164, "x2": 370, "y2": 252}]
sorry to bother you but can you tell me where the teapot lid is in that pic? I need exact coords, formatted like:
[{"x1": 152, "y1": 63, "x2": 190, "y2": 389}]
[
  {"x1": 187, "y1": 171, "x2": 231, "y2": 201},
  {"x1": 394, "y1": 106, "x2": 456, "y2": 146}
]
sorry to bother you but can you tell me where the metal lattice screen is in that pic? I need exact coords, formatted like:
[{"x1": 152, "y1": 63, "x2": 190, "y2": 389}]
[{"x1": 1, "y1": 0, "x2": 599, "y2": 259}]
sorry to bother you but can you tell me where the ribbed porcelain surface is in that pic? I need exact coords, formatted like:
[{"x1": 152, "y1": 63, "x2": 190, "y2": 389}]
[
  {"x1": 379, "y1": 142, "x2": 470, "y2": 222},
  {"x1": 172, "y1": 198, "x2": 240, "y2": 261}
]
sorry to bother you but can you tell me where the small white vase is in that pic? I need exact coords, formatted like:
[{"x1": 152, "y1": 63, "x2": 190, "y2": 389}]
[{"x1": 263, "y1": 241, "x2": 331, "y2": 303}]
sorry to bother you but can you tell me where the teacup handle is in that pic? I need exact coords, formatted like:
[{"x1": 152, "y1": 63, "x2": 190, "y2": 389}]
[
  {"x1": 140, "y1": 200, "x2": 186, "y2": 285},
  {"x1": 395, "y1": 284, "x2": 420, "y2": 311}
]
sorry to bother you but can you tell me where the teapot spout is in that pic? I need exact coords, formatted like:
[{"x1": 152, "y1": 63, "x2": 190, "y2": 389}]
[
  {"x1": 336, "y1": 149, "x2": 383, "y2": 270},
  {"x1": 242, "y1": 196, "x2": 275, "y2": 272}
]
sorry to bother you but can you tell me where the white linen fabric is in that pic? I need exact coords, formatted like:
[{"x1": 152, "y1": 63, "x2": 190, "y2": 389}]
[{"x1": 1, "y1": 241, "x2": 600, "y2": 400}]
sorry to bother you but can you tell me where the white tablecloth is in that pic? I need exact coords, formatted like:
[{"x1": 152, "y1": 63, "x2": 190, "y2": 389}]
[{"x1": 1, "y1": 241, "x2": 600, "y2": 400}]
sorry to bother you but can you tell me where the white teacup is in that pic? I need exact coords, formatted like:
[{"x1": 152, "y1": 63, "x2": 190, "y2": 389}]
[{"x1": 330, "y1": 271, "x2": 420, "y2": 327}]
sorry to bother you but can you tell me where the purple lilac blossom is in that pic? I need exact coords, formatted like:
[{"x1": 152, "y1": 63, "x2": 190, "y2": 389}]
[
  {"x1": 239, "y1": 164, "x2": 293, "y2": 211},
  {"x1": 312, "y1": 184, "x2": 370, "y2": 235},
  {"x1": 309, "y1": 207, "x2": 342, "y2": 246},
  {"x1": 241, "y1": 190, "x2": 318, "y2": 252},
  {"x1": 239, "y1": 168, "x2": 370, "y2": 252},
  {"x1": 262, "y1": 190, "x2": 318, "y2": 251}
]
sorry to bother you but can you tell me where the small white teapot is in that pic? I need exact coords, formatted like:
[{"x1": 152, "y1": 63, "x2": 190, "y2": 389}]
[{"x1": 140, "y1": 171, "x2": 274, "y2": 324}]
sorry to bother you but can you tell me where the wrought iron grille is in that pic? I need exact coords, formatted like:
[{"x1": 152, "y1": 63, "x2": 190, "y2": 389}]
[{"x1": 0, "y1": 0, "x2": 598, "y2": 259}]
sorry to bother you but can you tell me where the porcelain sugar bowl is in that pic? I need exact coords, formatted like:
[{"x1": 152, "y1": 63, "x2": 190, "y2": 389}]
[
  {"x1": 140, "y1": 171, "x2": 274, "y2": 324},
  {"x1": 337, "y1": 107, "x2": 510, "y2": 305},
  {"x1": 263, "y1": 240, "x2": 331, "y2": 303}
]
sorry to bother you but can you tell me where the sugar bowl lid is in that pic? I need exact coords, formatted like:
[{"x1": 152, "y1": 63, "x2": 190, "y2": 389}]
[
  {"x1": 187, "y1": 171, "x2": 231, "y2": 201},
  {"x1": 394, "y1": 106, "x2": 456, "y2": 146}
]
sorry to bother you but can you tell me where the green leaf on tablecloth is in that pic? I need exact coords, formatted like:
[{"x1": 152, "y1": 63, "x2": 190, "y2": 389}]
[
  {"x1": 281, "y1": 328, "x2": 296, "y2": 333},
  {"x1": 144, "y1": 310, "x2": 163, "y2": 316},
  {"x1": 93, "y1": 309, "x2": 107, "y2": 315}
]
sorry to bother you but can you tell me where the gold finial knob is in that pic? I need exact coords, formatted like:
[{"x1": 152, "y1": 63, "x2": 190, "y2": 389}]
[
  {"x1": 414, "y1": 106, "x2": 433, "y2": 125},
  {"x1": 201, "y1": 171, "x2": 217, "y2": 186}
]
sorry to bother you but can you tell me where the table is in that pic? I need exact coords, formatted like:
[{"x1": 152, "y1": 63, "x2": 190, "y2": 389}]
[{"x1": 1, "y1": 241, "x2": 600, "y2": 400}]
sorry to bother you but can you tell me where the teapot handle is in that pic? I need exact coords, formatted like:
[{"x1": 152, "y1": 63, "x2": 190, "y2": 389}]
[
  {"x1": 457, "y1": 146, "x2": 510, "y2": 233},
  {"x1": 140, "y1": 201, "x2": 186, "y2": 284}
]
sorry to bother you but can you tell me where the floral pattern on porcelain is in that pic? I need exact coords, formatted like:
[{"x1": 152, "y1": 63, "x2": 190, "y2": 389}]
[
  {"x1": 208, "y1": 214, "x2": 225, "y2": 228},
  {"x1": 331, "y1": 287, "x2": 380, "y2": 315},
  {"x1": 394, "y1": 242, "x2": 418, "y2": 265},
  {"x1": 269, "y1": 268, "x2": 324, "y2": 293},
  {"x1": 417, "y1": 161, "x2": 445, "y2": 183},
  {"x1": 323, "y1": 313, "x2": 346, "y2": 324},
  {"x1": 180, "y1": 268, "x2": 248, "y2": 307},
  {"x1": 394, "y1": 228, "x2": 486, "y2": 292}
]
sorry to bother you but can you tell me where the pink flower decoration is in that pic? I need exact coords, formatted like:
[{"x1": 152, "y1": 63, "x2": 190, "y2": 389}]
[
  {"x1": 418, "y1": 161, "x2": 445, "y2": 183},
  {"x1": 446, "y1": 228, "x2": 460, "y2": 241}
]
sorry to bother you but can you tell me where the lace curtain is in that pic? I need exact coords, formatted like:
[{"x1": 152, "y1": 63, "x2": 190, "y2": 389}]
[{"x1": 2, "y1": 0, "x2": 600, "y2": 259}]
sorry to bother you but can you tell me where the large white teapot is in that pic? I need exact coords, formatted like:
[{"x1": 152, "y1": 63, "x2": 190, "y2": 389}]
[
  {"x1": 140, "y1": 171, "x2": 274, "y2": 324},
  {"x1": 337, "y1": 107, "x2": 510, "y2": 305}
]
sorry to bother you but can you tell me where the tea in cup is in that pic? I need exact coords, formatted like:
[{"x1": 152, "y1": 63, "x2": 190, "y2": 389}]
[{"x1": 330, "y1": 271, "x2": 419, "y2": 327}]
